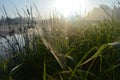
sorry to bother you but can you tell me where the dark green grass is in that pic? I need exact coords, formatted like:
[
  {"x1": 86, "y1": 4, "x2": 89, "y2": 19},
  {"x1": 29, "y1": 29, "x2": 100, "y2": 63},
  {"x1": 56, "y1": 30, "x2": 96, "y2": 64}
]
[{"x1": 0, "y1": 4, "x2": 120, "y2": 80}]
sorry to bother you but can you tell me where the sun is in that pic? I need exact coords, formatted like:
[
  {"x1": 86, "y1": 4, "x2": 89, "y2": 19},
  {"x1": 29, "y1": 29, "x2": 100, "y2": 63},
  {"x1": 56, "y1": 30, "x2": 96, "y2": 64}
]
[{"x1": 53, "y1": 0, "x2": 87, "y2": 17}]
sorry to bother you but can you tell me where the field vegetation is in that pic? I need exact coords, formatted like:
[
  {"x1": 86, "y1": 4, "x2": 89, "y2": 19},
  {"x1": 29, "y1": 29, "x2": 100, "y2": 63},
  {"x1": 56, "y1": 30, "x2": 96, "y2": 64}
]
[{"x1": 0, "y1": 2, "x2": 120, "y2": 80}]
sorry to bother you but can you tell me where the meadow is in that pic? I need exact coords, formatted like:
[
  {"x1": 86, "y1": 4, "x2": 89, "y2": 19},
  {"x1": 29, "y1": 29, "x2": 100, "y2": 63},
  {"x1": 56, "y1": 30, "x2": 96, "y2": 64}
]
[{"x1": 0, "y1": 4, "x2": 120, "y2": 80}]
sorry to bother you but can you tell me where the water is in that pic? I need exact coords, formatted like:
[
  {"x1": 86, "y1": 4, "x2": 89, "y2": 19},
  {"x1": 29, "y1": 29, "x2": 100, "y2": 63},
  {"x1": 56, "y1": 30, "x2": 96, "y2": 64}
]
[{"x1": 0, "y1": 34, "x2": 25, "y2": 56}]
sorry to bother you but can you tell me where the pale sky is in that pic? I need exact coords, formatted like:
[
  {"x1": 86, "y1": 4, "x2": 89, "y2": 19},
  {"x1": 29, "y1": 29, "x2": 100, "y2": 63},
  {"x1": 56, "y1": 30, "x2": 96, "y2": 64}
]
[{"x1": 0, "y1": 0, "x2": 118, "y2": 18}]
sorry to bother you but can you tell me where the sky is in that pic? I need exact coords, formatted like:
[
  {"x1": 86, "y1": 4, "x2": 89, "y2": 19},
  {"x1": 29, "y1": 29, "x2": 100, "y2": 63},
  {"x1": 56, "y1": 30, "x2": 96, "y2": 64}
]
[{"x1": 0, "y1": 0, "x2": 118, "y2": 18}]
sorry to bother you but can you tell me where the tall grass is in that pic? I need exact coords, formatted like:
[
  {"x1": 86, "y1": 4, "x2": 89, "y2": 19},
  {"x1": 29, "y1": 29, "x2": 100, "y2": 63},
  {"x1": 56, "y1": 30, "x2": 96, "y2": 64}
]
[{"x1": 0, "y1": 3, "x2": 120, "y2": 80}]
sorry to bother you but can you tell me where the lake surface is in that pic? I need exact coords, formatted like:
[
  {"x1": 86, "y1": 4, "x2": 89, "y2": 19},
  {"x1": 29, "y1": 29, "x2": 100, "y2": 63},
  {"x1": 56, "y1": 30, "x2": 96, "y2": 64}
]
[{"x1": 0, "y1": 34, "x2": 25, "y2": 56}]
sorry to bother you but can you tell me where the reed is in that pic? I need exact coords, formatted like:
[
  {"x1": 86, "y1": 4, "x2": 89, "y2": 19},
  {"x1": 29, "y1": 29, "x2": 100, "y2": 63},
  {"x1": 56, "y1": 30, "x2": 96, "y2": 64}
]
[{"x1": 0, "y1": 3, "x2": 120, "y2": 80}]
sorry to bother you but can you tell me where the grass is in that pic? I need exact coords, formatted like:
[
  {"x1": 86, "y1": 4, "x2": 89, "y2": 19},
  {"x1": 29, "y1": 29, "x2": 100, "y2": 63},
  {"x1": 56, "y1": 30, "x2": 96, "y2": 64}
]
[{"x1": 0, "y1": 3, "x2": 120, "y2": 80}]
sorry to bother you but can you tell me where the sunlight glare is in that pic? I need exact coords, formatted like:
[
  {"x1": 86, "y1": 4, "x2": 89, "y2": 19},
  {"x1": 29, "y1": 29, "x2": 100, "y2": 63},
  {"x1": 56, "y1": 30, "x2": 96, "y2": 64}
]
[{"x1": 54, "y1": 0, "x2": 87, "y2": 17}]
